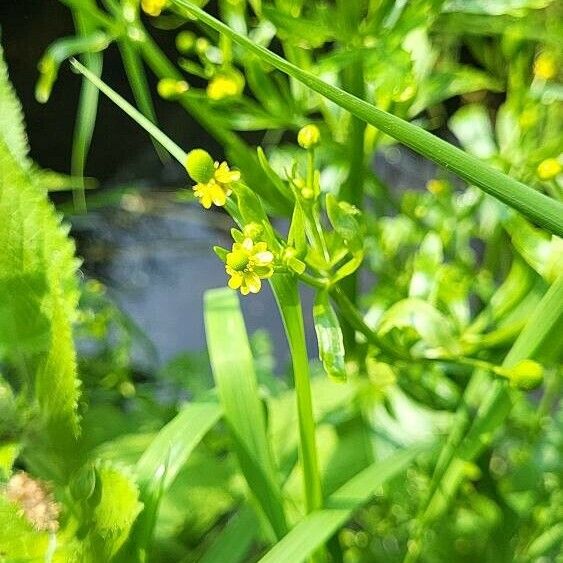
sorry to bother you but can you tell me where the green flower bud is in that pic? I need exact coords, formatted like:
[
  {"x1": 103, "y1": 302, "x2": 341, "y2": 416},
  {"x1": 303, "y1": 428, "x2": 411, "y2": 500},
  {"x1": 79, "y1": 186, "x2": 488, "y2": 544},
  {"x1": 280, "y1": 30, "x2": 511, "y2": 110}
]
[
  {"x1": 243, "y1": 222, "x2": 263, "y2": 240},
  {"x1": 185, "y1": 149, "x2": 215, "y2": 183},
  {"x1": 505, "y1": 359, "x2": 544, "y2": 391},
  {"x1": 298, "y1": 124, "x2": 321, "y2": 149},
  {"x1": 176, "y1": 31, "x2": 196, "y2": 53},
  {"x1": 157, "y1": 78, "x2": 189, "y2": 100},
  {"x1": 70, "y1": 464, "x2": 97, "y2": 501}
]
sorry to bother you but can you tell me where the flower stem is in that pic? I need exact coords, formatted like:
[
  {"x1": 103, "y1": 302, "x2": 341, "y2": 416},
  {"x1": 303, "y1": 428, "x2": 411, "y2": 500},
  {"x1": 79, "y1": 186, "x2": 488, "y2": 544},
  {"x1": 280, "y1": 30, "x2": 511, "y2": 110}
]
[{"x1": 270, "y1": 275, "x2": 323, "y2": 515}]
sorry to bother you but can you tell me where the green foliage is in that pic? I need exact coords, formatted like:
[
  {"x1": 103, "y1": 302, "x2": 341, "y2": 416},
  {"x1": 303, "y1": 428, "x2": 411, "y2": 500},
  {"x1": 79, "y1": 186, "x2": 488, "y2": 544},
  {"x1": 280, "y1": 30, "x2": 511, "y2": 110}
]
[
  {"x1": 2, "y1": 0, "x2": 562, "y2": 561},
  {"x1": 0, "y1": 45, "x2": 81, "y2": 472}
]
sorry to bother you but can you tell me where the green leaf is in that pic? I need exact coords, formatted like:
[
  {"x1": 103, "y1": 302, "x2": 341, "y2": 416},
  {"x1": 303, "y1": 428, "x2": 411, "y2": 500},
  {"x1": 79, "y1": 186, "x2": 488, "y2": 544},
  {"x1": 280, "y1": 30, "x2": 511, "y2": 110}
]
[
  {"x1": 449, "y1": 104, "x2": 497, "y2": 160},
  {"x1": 421, "y1": 275, "x2": 563, "y2": 527},
  {"x1": 131, "y1": 401, "x2": 222, "y2": 556},
  {"x1": 376, "y1": 298, "x2": 460, "y2": 359},
  {"x1": 198, "y1": 505, "x2": 257, "y2": 563},
  {"x1": 78, "y1": 463, "x2": 143, "y2": 562},
  {"x1": 313, "y1": 290, "x2": 346, "y2": 382},
  {"x1": 204, "y1": 288, "x2": 288, "y2": 539},
  {"x1": 258, "y1": 446, "x2": 426, "y2": 563},
  {"x1": 0, "y1": 146, "x2": 81, "y2": 471},
  {"x1": 175, "y1": 0, "x2": 563, "y2": 237},
  {"x1": 0, "y1": 44, "x2": 31, "y2": 167},
  {"x1": 0, "y1": 495, "x2": 52, "y2": 561}
]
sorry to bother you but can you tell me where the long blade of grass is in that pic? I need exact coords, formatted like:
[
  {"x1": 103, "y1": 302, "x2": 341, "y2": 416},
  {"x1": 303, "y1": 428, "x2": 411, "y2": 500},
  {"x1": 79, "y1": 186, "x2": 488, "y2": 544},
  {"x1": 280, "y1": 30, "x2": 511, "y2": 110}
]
[
  {"x1": 204, "y1": 288, "x2": 288, "y2": 540},
  {"x1": 70, "y1": 58, "x2": 187, "y2": 165},
  {"x1": 174, "y1": 0, "x2": 563, "y2": 238},
  {"x1": 118, "y1": 38, "x2": 169, "y2": 163},
  {"x1": 258, "y1": 445, "x2": 427, "y2": 563},
  {"x1": 132, "y1": 400, "x2": 222, "y2": 558},
  {"x1": 198, "y1": 505, "x2": 258, "y2": 563},
  {"x1": 70, "y1": 9, "x2": 105, "y2": 213}
]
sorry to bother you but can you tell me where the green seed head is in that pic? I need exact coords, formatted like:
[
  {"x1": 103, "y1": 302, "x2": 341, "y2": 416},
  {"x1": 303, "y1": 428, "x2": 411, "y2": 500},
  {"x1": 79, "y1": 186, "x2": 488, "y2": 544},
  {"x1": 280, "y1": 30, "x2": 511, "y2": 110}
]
[
  {"x1": 298, "y1": 124, "x2": 321, "y2": 149},
  {"x1": 506, "y1": 359, "x2": 544, "y2": 391},
  {"x1": 185, "y1": 149, "x2": 215, "y2": 183}
]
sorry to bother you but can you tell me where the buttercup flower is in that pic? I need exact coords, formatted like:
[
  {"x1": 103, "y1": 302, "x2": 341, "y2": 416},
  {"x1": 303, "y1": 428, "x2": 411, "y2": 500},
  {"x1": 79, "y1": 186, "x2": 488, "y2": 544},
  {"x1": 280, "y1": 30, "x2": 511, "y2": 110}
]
[
  {"x1": 533, "y1": 51, "x2": 557, "y2": 81},
  {"x1": 141, "y1": 0, "x2": 167, "y2": 17},
  {"x1": 206, "y1": 70, "x2": 245, "y2": 101},
  {"x1": 537, "y1": 158, "x2": 561, "y2": 181},
  {"x1": 185, "y1": 149, "x2": 241, "y2": 209},
  {"x1": 226, "y1": 238, "x2": 274, "y2": 295},
  {"x1": 297, "y1": 124, "x2": 321, "y2": 149}
]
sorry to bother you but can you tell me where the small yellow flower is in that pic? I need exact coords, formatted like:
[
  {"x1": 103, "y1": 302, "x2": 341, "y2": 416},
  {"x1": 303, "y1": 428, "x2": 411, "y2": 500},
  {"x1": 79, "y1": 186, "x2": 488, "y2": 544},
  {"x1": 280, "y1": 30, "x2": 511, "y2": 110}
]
[
  {"x1": 537, "y1": 158, "x2": 561, "y2": 181},
  {"x1": 141, "y1": 0, "x2": 167, "y2": 17},
  {"x1": 533, "y1": 51, "x2": 557, "y2": 81},
  {"x1": 226, "y1": 238, "x2": 274, "y2": 295},
  {"x1": 426, "y1": 179, "x2": 447, "y2": 195},
  {"x1": 207, "y1": 70, "x2": 245, "y2": 101},
  {"x1": 191, "y1": 160, "x2": 241, "y2": 209}
]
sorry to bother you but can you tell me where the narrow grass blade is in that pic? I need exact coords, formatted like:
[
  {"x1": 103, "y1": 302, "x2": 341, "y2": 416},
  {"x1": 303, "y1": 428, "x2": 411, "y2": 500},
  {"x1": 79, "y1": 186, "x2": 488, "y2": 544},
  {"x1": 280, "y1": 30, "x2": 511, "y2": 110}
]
[
  {"x1": 70, "y1": 58, "x2": 187, "y2": 165},
  {"x1": 132, "y1": 401, "x2": 222, "y2": 556},
  {"x1": 174, "y1": 1, "x2": 563, "y2": 237},
  {"x1": 198, "y1": 505, "x2": 257, "y2": 563},
  {"x1": 258, "y1": 446, "x2": 426, "y2": 563},
  {"x1": 204, "y1": 288, "x2": 288, "y2": 539},
  {"x1": 118, "y1": 38, "x2": 169, "y2": 163}
]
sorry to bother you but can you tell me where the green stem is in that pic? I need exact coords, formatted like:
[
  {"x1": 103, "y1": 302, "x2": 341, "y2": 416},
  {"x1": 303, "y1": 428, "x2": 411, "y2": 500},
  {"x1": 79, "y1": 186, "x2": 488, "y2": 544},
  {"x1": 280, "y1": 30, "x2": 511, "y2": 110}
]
[
  {"x1": 70, "y1": 58, "x2": 187, "y2": 164},
  {"x1": 270, "y1": 275, "x2": 323, "y2": 515},
  {"x1": 177, "y1": 0, "x2": 563, "y2": 237}
]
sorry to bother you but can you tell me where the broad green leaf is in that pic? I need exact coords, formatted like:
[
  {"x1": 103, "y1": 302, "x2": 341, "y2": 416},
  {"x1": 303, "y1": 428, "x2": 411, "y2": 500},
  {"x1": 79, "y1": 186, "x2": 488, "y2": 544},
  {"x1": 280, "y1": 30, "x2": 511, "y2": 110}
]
[
  {"x1": 258, "y1": 446, "x2": 426, "y2": 563},
  {"x1": 0, "y1": 44, "x2": 31, "y2": 167},
  {"x1": 0, "y1": 124, "x2": 81, "y2": 474},
  {"x1": 175, "y1": 0, "x2": 563, "y2": 237},
  {"x1": 313, "y1": 290, "x2": 346, "y2": 382},
  {"x1": 78, "y1": 463, "x2": 143, "y2": 562},
  {"x1": 0, "y1": 494, "x2": 52, "y2": 561},
  {"x1": 204, "y1": 288, "x2": 288, "y2": 539}
]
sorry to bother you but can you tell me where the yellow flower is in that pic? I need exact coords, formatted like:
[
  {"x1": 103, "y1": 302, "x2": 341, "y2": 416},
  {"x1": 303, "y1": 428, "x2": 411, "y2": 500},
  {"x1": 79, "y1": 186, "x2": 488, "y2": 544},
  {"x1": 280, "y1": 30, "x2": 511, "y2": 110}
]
[
  {"x1": 533, "y1": 52, "x2": 557, "y2": 81},
  {"x1": 207, "y1": 70, "x2": 245, "y2": 101},
  {"x1": 141, "y1": 0, "x2": 167, "y2": 17},
  {"x1": 191, "y1": 161, "x2": 241, "y2": 209},
  {"x1": 226, "y1": 238, "x2": 274, "y2": 295},
  {"x1": 537, "y1": 158, "x2": 561, "y2": 181}
]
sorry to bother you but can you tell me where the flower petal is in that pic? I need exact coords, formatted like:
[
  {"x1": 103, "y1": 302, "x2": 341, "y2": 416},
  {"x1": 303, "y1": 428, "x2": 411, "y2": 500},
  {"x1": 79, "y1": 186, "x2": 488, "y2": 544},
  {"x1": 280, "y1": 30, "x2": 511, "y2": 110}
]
[
  {"x1": 253, "y1": 251, "x2": 274, "y2": 265},
  {"x1": 245, "y1": 272, "x2": 262, "y2": 294},
  {"x1": 228, "y1": 272, "x2": 243, "y2": 289}
]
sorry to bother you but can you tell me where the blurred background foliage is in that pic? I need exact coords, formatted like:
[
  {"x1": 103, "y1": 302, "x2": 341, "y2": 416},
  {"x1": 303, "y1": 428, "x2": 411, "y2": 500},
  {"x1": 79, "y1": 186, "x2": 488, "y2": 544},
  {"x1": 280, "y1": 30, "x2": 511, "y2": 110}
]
[{"x1": 0, "y1": 0, "x2": 562, "y2": 561}]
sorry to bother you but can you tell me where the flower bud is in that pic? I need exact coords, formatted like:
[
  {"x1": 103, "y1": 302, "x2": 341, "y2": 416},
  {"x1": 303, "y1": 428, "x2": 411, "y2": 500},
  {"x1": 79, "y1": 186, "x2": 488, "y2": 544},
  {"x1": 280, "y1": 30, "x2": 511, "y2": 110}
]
[
  {"x1": 243, "y1": 222, "x2": 263, "y2": 240},
  {"x1": 185, "y1": 149, "x2": 215, "y2": 183},
  {"x1": 157, "y1": 78, "x2": 189, "y2": 100},
  {"x1": 298, "y1": 124, "x2": 321, "y2": 149},
  {"x1": 176, "y1": 31, "x2": 196, "y2": 54},
  {"x1": 505, "y1": 359, "x2": 544, "y2": 391}
]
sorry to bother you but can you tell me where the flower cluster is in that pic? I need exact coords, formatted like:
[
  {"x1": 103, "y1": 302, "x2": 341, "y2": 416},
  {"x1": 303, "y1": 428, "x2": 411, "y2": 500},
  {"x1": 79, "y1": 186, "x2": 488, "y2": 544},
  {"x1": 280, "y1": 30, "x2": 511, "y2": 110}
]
[
  {"x1": 185, "y1": 149, "x2": 240, "y2": 209},
  {"x1": 5, "y1": 472, "x2": 60, "y2": 532},
  {"x1": 225, "y1": 237, "x2": 274, "y2": 295}
]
